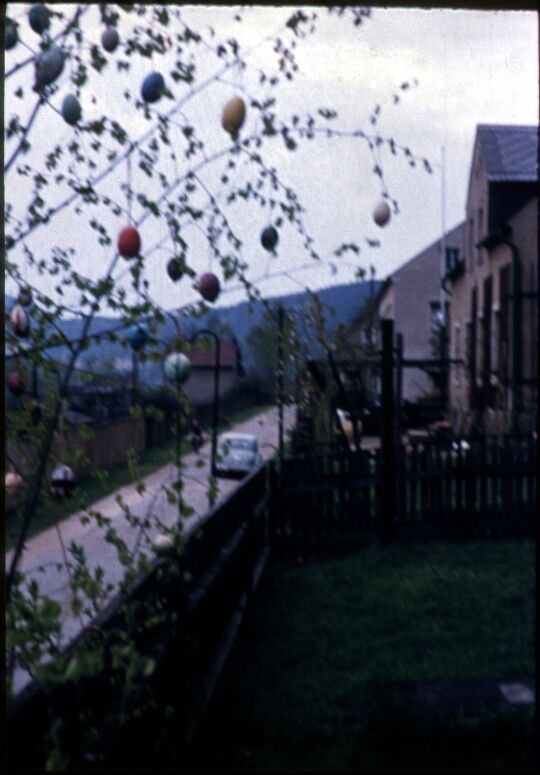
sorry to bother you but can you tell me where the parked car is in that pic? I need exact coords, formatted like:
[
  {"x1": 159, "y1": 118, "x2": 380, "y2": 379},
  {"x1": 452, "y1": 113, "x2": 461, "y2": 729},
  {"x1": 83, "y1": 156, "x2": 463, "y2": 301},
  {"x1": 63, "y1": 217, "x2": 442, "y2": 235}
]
[{"x1": 215, "y1": 432, "x2": 263, "y2": 478}]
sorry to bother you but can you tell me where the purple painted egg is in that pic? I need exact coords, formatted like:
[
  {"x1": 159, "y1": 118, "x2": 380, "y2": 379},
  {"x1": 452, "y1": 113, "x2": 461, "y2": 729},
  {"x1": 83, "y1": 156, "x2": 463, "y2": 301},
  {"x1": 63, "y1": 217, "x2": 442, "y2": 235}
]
[
  {"x1": 101, "y1": 27, "x2": 119, "y2": 53},
  {"x1": 373, "y1": 200, "x2": 391, "y2": 227},
  {"x1": 198, "y1": 272, "x2": 220, "y2": 303},
  {"x1": 7, "y1": 372, "x2": 26, "y2": 396}
]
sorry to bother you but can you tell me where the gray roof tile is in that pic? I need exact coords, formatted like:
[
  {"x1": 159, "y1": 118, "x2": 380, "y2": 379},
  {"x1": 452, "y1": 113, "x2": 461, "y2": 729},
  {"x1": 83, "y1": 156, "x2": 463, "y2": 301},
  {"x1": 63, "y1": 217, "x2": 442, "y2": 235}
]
[{"x1": 478, "y1": 124, "x2": 538, "y2": 182}]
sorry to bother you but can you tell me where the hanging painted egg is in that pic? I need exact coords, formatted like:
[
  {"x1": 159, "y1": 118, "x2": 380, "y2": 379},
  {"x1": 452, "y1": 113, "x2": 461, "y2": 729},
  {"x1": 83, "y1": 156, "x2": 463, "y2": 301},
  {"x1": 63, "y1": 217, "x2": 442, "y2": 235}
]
[
  {"x1": 222, "y1": 97, "x2": 246, "y2": 136},
  {"x1": 51, "y1": 463, "x2": 75, "y2": 498},
  {"x1": 141, "y1": 72, "x2": 165, "y2": 104},
  {"x1": 29, "y1": 4, "x2": 50, "y2": 34},
  {"x1": 7, "y1": 372, "x2": 26, "y2": 396},
  {"x1": 5, "y1": 471, "x2": 25, "y2": 493},
  {"x1": 164, "y1": 352, "x2": 192, "y2": 385},
  {"x1": 127, "y1": 323, "x2": 149, "y2": 351},
  {"x1": 61, "y1": 94, "x2": 81, "y2": 125},
  {"x1": 11, "y1": 305, "x2": 30, "y2": 337},
  {"x1": 167, "y1": 257, "x2": 183, "y2": 282},
  {"x1": 261, "y1": 225, "x2": 279, "y2": 252},
  {"x1": 17, "y1": 286, "x2": 33, "y2": 307},
  {"x1": 5, "y1": 19, "x2": 18, "y2": 50},
  {"x1": 153, "y1": 533, "x2": 175, "y2": 554},
  {"x1": 373, "y1": 200, "x2": 391, "y2": 227},
  {"x1": 35, "y1": 45, "x2": 65, "y2": 87},
  {"x1": 117, "y1": 226, "x2": 141, "y2": 258},
  {"x1": 198, "y1": 272, "x2": 220, "y2": 303},
  {"x1": 101, "y1": 26, "x2": 119, "y2": 53}
]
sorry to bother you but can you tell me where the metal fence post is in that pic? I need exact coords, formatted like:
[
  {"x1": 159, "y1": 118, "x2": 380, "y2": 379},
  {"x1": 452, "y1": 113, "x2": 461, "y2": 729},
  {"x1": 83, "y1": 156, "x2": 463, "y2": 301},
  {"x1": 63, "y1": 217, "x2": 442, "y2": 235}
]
[{"x1": 381, "y1": 319, "x2": 396, "y2": 544}]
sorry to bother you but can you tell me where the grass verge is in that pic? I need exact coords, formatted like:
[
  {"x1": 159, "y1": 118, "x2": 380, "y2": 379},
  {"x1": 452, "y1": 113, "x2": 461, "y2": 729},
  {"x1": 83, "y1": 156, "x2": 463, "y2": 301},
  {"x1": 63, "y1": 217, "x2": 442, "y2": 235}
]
[
  {"x1": 6, "y1": 402, "x2": 273, "y2": 551},
  {"x1": 188, "y1": 540, "x2": 536, "y2": 770}
]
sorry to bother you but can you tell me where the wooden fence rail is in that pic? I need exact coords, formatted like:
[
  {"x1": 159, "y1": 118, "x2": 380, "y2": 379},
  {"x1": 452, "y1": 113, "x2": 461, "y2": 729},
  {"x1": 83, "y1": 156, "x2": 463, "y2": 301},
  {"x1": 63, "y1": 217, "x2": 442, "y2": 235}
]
[
  {"x1": 7, "y1": 464, "x2": 270, "y2": 771},
  {"x1": 275, "y1": 433, "x2": 537, "y2": 557}
]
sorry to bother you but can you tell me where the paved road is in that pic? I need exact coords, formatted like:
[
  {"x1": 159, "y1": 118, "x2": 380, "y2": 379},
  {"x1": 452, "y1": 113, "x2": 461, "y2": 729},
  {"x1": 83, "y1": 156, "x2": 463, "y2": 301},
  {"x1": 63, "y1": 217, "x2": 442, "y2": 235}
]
[{"x1": 7, "y1": 404, "x2": 296, "y2": 695}]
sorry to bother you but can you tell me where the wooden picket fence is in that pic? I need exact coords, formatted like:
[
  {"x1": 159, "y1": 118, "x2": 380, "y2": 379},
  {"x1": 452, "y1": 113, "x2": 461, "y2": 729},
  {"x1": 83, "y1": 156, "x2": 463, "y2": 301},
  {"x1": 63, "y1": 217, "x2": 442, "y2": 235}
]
[
  {"x1": 7, "y1": 432, "x2": 537, "y2": 769},
  {"x1": 273, "y1": 433, "x2": 537, "y2": 557}
]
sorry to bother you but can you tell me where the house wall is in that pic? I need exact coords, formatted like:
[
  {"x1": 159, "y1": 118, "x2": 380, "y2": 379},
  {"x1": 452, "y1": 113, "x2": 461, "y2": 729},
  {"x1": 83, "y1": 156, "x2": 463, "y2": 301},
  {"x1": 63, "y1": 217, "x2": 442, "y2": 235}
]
[
  {"x1": 449, "y1": 156, "x2": 537, "y2": 432},
  {"x1": 183, "y1": 368, "x2": 239, "y2": 407},
  {"x1": 383, "y1": 222, "x2": 465, "y2": 402}
]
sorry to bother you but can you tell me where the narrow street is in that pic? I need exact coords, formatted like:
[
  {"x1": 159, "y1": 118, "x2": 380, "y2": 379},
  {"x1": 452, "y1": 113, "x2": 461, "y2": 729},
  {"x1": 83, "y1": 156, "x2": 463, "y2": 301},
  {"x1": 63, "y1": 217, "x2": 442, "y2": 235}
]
[{"x1": 8, "y1": 404, "x2": 296, "y2": 695}]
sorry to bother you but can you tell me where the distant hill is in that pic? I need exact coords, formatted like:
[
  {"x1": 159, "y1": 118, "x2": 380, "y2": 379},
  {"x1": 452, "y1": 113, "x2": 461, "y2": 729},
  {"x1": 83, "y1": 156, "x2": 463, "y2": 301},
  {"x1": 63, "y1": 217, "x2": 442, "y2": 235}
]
[{"x1": 5, "y1": 280, "x2": 381, "y2": 386}]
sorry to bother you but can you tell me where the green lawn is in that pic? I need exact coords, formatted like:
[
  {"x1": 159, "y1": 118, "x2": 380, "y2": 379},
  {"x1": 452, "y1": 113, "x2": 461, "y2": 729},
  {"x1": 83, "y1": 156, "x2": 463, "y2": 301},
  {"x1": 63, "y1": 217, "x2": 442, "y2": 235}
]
[
  {"x1": 6, "y1": 402, "x2": 273, "y2": 551},
  {"x1": 188, "y1": 540, "x2": 536, "y2": 770}
]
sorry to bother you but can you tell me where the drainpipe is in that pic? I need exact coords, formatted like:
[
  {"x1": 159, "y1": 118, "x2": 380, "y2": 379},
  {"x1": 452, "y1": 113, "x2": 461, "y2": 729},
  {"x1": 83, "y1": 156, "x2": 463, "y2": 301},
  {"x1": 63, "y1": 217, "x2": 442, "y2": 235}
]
[{"x1": 500, "y1": 232, "x2": 522, "y2": 431}]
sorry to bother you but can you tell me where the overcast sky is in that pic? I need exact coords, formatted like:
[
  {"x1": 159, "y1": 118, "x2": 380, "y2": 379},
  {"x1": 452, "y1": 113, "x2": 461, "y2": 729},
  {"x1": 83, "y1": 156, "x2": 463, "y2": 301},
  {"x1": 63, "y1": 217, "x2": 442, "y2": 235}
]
[{"x1": 5, "y1": 5, "x2": 538, "y2": 314}]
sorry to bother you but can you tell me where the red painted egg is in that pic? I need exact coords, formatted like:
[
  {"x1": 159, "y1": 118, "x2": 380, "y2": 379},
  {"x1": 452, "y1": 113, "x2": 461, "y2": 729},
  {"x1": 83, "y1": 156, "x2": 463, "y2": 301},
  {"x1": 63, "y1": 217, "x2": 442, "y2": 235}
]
[
  {"x1": 117, "y1": 226, "x2": 141, "y2": 258},
  {"x1": 198, "y1": 272, "x2": 220, "y2": 303},
  {"x1": 7, "y1": 372, "x2": 26, "y2": 396},
  {"x1": 11, "y1": 304, "x2": 29, "y2": 337}
]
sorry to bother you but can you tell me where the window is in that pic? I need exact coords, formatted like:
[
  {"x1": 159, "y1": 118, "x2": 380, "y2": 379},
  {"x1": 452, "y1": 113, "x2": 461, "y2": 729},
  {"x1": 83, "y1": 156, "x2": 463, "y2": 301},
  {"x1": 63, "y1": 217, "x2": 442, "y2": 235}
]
[
  {"x1": 499, "y1": 265, "x2": 510, "y2": 384},
  {"x1": 476, "y1": 207, "x2": 484, "y2": 265},
  {"x1": 430, "y1": 300, "x2": 442, "y2": 331},
  {"x1": 454, "y1": 322, "x2": 461, "y2": 387},
  {"x1": 445, "y1": 247, "x2": 460, "y2": 273},
  {"x1": 468, "y1": 217, "x2": 474, "y2": 270}
]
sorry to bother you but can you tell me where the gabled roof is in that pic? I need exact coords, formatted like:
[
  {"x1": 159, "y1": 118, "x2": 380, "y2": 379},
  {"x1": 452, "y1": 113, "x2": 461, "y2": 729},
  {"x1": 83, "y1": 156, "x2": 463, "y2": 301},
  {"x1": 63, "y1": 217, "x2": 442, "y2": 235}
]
[
  {"x1": 477, "y1": 124, "x2": 538, "y2": 182},
  {"x1": 188, "y1": 339, "x2": 237, "y2": 369}
]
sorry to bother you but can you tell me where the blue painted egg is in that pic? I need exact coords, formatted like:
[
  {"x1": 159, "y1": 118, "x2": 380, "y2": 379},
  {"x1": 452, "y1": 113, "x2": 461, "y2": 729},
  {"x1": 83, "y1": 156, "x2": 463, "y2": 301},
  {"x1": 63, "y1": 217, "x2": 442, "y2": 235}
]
[
  {"x1": 128, "y1": 323, "x2": 149, "y2": 351},
  {"x1": 5, "y1": 20, "x2": 18, "y2": 50},
  {"x1": 18, "y1": 287, "x2": 33, "y2": 307},
  {"x1": 141, "y1": 72, "x2": 165, "y2": 104},
  {"x1": 29, "y1": 4, "x2": 50, "y2": 34},
  {"x1": 261, "y1": 226, "x2": 279, "y2": 252},
  {"x1": 62, "y1": 94, "x2": 81, "y2": 125},
  {"x1": 35, "y1": 45, "x2": 65, "y2": 87}
]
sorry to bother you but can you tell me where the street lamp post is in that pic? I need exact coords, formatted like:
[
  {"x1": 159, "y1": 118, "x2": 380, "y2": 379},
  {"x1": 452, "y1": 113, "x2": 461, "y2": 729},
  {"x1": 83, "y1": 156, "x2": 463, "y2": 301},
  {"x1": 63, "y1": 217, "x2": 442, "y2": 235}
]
[
  {"x1": 190, "y1": 329, "x2": 220, "y2": 477},
  {"x1": 163, "y1": 312, "x2": 188, "y2": 527}
]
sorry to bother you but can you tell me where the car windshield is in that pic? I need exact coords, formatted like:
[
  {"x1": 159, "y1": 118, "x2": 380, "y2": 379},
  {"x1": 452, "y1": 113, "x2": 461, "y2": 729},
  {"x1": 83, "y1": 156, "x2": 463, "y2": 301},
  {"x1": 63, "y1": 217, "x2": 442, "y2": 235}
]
[{"x1": 222, "y1": 438, "x2": 256, "y2": 451}]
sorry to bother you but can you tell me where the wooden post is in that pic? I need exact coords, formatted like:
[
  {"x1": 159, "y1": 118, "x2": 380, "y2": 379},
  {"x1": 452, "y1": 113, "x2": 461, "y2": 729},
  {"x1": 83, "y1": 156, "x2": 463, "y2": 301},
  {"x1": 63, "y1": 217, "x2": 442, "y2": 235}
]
[
  {"x1": 277, "y1": 304, "x2": 285, "y2": 461},
  {"x1": 381, "y1": 319, "x2": 395, "y2": 544},
  {"x1": 395, "y1": 332, "x2": 403, "y2": 448},
  {"x1": 511, "y1": 253, "x2": 522, "y2": 431}
]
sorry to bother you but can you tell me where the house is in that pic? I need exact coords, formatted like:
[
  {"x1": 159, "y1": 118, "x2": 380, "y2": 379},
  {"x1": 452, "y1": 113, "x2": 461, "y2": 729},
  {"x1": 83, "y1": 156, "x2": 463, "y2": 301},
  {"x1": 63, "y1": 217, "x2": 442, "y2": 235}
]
[
  {"x1": 182, "y1": 338, "x2": 241, "y2": 407},
  {"x1": 447, "y1": 124, "x2": 538, "y2": 433},
  {"x1": 348, "y1": 222, "x2": 466, "y2": 404}
]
